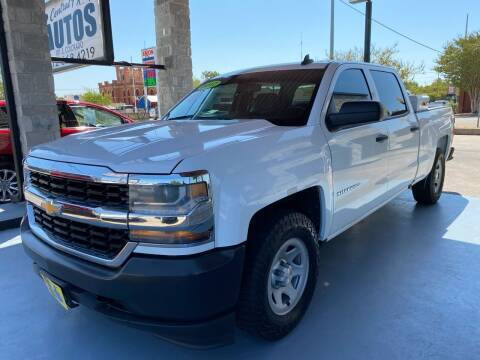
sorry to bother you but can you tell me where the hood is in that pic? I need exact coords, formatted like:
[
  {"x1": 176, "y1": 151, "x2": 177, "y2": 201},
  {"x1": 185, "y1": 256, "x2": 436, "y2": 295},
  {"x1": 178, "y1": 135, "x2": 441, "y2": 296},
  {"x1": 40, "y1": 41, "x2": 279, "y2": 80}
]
[{"x1": 29, "y1": 119, "x2": 277, "y2": 174}]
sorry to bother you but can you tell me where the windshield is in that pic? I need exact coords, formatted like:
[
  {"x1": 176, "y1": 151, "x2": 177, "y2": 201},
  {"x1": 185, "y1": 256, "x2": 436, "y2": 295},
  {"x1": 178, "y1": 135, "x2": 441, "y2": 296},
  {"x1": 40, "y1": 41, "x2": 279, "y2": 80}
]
[{"x1": 164, "y1": 69, "x2": 325, "y2": 126}]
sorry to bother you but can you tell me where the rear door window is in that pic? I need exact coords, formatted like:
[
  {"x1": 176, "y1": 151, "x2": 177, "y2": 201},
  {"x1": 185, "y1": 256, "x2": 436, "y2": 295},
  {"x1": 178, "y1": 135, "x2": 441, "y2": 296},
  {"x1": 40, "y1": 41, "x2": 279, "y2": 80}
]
[{"x1": 370, "y1": 70, "x2": 408, "y2": 117}]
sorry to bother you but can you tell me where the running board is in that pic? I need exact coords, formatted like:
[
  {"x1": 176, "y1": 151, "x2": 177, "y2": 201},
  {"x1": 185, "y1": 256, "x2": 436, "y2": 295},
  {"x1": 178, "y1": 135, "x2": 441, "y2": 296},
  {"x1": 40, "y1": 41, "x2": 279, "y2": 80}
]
[{"x1": 447, "y1": 147, "x2": 455, "y2": 161}]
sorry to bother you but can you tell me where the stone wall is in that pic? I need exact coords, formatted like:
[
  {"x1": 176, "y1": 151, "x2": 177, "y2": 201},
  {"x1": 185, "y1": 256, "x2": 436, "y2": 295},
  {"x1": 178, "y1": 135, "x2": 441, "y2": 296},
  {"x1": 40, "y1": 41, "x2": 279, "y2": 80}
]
[
  {"x1": 1, "y1": 0, "x2": 59, "y2": 154},
  {"x1": 154, "y1": 0, "x2": 193, "y2": 116}
]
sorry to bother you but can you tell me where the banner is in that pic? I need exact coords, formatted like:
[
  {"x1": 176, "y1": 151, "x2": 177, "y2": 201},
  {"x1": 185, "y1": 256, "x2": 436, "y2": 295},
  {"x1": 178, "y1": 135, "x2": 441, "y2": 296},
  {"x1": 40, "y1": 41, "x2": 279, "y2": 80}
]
[
  {"x1": 46, "y1": 0, "x2": 106, "y2": 72},
  {"x1": 142, "y1": 47, "x2": 157, "y2": 87}
]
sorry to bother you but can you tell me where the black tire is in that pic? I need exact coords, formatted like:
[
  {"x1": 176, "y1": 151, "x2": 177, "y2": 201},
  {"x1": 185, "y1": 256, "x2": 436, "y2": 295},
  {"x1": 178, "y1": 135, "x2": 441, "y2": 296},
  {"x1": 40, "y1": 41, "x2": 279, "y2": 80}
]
[
  {"x1": 412, "y1": 150, "x2": 445, "y2": 205},
  {"x1": 237, "y1": 211, "x2": 319, "y2": 340}
]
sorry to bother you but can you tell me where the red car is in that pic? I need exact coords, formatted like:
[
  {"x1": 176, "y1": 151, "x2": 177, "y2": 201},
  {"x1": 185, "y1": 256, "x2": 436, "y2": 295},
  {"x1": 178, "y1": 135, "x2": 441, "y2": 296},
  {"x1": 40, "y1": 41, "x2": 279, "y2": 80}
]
[{"x1": 0, "y1": 99, "x2": 134, "y2": 202}]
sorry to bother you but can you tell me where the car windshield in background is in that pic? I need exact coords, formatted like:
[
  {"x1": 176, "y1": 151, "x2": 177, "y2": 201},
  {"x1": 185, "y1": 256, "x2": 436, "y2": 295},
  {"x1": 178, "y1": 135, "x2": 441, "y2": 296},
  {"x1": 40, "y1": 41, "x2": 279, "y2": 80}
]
[
  {"x1": 61, "y1": 105, "x2": 123, "y2": 128},
  {"x1": 165, "y1": 69, "x2": 325, "y2": 126},
  {"x1": 0, "y1": 107, "x2": 9, "y2": 129}
]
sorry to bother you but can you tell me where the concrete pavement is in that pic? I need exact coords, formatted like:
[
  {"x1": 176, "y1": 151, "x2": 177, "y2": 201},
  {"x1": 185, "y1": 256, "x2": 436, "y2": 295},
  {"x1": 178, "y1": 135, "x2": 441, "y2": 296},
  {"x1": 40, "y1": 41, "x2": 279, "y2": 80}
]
[
  {"x1": 2, "y1": 191, "x2": 480, "y2": 359},
  {"x1": 453, "y1": 115, "x2": 480, "y2": 135},
  {"x1": 454, "y1": 114, "x2": 480, "y2": 129},
  {"x1": 0, "y1": 202, "x2": 24, "y2": 230},
  {"x1": 444, "y1": 135, "x2": 480, "y2": 197}
]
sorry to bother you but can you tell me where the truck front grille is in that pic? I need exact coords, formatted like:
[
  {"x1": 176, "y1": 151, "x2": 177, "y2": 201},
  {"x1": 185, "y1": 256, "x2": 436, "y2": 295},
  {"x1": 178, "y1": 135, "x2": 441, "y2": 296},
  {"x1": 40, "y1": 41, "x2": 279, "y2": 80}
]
[
  {"x1": 33, "y1": 206, "x2": 129, "y2": 259},
  {"x1": 30, "y1": 171, "x2": 129, "y2": 208}
]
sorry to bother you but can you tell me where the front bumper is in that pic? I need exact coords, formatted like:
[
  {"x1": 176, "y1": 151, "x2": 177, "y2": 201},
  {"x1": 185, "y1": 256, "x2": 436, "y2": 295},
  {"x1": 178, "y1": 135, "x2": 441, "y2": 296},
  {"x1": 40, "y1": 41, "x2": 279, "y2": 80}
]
[{"x1": 21, "y1": 218, "x2": 245, "y2": 348}]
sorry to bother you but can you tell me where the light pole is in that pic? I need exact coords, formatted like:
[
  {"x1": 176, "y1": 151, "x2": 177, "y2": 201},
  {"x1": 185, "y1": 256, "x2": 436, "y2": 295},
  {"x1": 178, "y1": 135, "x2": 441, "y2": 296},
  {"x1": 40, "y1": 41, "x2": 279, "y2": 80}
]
[
  {"x1": 330, "y1": 0, "x2": 334, "y2": 60},
  {"x1": 349, "y1": 0, "x2": 372, "y2": 63},
  {"x1": 131, "y1": 57, "x2": 137, "y2": 113}
]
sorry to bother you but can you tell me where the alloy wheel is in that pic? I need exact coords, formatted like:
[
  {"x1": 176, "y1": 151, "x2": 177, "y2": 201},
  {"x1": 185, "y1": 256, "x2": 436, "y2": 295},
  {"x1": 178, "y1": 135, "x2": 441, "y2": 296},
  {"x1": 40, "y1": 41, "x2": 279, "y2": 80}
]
[{"x1": 0, "y1": 168, "x2": 19, "y2": 202}]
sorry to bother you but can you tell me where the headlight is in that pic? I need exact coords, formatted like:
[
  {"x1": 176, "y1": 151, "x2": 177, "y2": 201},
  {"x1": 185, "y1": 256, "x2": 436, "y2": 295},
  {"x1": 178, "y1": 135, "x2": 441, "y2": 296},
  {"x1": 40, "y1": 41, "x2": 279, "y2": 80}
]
[
  {"x1": 23, "y1": 159, "x2": 31, "y2": 188},
  {"x1": 128, "y1": 171, "x2": 213, "y2": 246}
]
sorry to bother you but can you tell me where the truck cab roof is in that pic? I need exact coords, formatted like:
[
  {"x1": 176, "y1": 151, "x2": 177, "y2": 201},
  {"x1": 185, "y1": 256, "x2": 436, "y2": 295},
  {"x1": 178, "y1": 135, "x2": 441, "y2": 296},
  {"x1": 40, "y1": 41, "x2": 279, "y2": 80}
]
[{"x1": 216, "y1": 60, "x2": 395, "y2": 78}]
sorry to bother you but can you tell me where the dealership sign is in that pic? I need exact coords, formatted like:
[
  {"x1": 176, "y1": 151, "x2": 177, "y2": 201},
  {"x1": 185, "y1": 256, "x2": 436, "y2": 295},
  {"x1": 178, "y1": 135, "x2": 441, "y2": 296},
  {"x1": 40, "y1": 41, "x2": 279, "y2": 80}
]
[
  {"x1": 142, "y1": 47, "x2": 157, "y2": 87},
  {"x1": 46, "y1": 0, "x2": 107, "y2": 72}
]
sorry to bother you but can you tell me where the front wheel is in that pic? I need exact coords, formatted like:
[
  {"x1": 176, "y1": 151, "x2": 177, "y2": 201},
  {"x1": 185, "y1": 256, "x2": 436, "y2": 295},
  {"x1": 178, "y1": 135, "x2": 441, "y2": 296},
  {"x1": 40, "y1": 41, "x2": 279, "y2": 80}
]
[
  {"x1": 0, "y1": 164, "x2": 19, "y2": 203},
  {"x1": 237, "y1": 212, "x2": 319, "y2": 340},
  {"x1": 412, "y1": 150, "x2": 445, "y2": 205}
]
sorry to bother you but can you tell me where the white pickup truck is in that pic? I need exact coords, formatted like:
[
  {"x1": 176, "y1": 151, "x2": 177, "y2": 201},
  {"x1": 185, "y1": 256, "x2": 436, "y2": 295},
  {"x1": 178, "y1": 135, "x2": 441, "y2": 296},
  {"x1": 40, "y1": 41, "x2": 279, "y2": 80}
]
[{"x1": 21, "y1": 60, "x2": 454, "y2": 347}]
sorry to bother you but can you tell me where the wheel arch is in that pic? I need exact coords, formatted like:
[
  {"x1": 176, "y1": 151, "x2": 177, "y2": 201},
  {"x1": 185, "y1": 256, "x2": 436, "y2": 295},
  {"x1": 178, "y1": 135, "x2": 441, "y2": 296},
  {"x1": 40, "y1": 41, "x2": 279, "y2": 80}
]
[
  {"x1": 246, "y1": 186, "x2": 325, "y2": 245},
  {"x1": 437, "y1": 135, "x2": 449, "y2": 157}
]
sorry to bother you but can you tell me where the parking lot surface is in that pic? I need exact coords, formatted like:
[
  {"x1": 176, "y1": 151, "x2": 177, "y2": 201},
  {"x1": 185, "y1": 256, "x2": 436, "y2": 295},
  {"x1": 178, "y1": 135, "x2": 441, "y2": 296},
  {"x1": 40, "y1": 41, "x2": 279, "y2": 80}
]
[
  {"x1": 2, "y1": 191, "x2": 480, "y2": 360},
  {"x1": 444, "y1": 135, "x2": 480, "y2": 197}
]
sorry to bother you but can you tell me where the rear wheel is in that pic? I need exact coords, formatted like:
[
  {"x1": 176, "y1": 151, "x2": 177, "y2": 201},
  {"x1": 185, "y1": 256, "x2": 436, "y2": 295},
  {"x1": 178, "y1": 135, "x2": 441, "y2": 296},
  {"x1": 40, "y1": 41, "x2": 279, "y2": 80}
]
[
  {"x1": 412, "y1": 150, "x2": 445, "y2": 205},
  {"x1": 0, "y1": 163, "x2": 19, "y2": 203},
  {"x1": 237, "y1": 211, "x2": 319, "y2": 340}
]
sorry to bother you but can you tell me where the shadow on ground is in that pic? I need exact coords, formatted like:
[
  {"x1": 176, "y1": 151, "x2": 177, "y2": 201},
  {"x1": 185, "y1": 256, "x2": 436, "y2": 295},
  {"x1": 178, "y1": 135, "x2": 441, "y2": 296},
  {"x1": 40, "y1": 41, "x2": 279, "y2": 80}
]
[{"x1": 1, "y1": 192, "x2": 479, "y2": 359}]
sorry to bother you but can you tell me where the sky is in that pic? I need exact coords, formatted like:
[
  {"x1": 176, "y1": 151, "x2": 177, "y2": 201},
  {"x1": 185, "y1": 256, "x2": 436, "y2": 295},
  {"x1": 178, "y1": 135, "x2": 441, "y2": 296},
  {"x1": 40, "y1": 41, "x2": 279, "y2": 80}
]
[{"x1": 54, "y1": 0, "x2": 480, "y2": 96}]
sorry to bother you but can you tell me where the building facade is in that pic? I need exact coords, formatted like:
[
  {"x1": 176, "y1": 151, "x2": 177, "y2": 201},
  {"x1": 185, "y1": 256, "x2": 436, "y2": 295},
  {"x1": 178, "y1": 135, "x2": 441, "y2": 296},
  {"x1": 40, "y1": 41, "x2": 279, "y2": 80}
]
[{"x1": 98, "y1": 67, "x2": 157, "y2": 105}]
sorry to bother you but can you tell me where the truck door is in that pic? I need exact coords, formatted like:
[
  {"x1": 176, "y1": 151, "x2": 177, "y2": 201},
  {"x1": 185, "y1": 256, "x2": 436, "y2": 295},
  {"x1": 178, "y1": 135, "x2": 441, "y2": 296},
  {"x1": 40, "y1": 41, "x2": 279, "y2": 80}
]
[
  {"x1": 369, "y1": 70, "x2": 420, "y2": 195},
  {"x1": 324, "y1": 67, "x2": 390, "y2": 237}
]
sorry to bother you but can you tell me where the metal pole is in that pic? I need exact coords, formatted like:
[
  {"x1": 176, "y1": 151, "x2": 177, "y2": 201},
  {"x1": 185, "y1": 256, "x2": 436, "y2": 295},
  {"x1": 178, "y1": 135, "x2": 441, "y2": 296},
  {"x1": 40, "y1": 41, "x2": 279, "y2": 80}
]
[
  {"x1": 364, "y1": 0, "x2": 372, "y2": 63},
  {"x1": 300, "y1": 33, "x2": 303, "y2": 60},
  {"x1": 330, "y1": 0, "x2": 334, "y2": 60},
  {"x1": 0, "y1": 3, "x2": 23, "y2": 201},
  {"x1": 465, "y1": 13, "x2": 469, "y2": 38},
  {"x1": 131, "y1": 57, "x2": 137, "y2": 113},
  {"x1": 155, "y1": 50, "x2": 161, "y2": 119},
  {"x1": 477, "y1": 97, "x2": 479, "y2": 128},
  {"x1": 143, "y1": 66, "x2": 148, "y2": 117}
]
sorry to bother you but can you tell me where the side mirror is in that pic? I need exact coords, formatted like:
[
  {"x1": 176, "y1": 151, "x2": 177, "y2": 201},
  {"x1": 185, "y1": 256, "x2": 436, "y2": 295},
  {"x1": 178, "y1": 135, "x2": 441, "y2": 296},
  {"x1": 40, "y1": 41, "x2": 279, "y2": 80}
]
[{"x1": 327, "y1": 101, "x2": 382, "y2": 131}]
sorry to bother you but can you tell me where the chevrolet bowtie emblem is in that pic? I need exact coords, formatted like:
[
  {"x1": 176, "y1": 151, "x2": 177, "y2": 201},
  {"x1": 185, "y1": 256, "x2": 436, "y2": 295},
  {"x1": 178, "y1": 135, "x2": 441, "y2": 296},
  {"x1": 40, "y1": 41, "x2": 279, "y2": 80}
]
[{"x1": 41, "y1": 199, "x2": 63, "y2": 216}]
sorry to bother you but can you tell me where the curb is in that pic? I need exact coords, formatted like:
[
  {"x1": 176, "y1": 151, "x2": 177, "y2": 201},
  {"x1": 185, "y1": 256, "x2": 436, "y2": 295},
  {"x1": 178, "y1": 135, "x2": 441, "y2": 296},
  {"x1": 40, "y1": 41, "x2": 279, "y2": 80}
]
[{"x1": 454, "y1": 128, "x2": 480, "y2": 135}]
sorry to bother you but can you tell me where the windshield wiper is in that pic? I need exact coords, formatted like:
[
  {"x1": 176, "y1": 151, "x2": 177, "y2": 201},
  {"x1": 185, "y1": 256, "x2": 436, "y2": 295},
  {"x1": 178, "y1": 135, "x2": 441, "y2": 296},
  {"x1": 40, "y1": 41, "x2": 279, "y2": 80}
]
[
  {"x1": 193, "y1": 115, "x2": 234, "y2": 120},
  {"x1": 167, "y1": 115, "x2": 193, "y2": 120}
]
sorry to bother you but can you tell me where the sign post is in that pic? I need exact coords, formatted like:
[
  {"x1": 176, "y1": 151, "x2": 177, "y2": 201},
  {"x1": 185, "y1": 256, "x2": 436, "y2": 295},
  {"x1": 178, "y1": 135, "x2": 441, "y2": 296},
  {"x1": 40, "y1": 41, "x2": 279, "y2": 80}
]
[{"x1": 141, "y1": 47, "x2": 157, "y2": 117}]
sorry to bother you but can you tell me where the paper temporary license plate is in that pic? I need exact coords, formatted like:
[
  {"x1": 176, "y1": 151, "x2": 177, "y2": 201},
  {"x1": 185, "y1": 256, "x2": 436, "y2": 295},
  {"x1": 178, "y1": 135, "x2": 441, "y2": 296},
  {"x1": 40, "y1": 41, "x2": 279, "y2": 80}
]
[{"x1": 40, "y1": 273, "x2": 70, "y2": 310}]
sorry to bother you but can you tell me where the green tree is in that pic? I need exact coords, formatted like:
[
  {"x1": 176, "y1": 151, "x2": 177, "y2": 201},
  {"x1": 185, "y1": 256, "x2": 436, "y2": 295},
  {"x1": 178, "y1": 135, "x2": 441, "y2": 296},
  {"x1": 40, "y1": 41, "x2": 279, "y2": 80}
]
[
  {"x1": 404, "y1": 79, "x2": 449, "y2": 101},
  {"x1": 193, "y1": 77, "x2": 201, "y2": 88},
  {"x1": 81, "y1": 89, "x2": 112, "y2": 106},
  {"x1": 404, "y1": 80, "x2": 422, "y2": 95},
  {"x1": 334, "y1": 44, "x2": 424, "y2": 82},
  {"x1": 201, "y1": 70, "x2": 220, "y2": 81},
  {"x1": 435, "y1": 32, "x2": 480, "y2": 112}
]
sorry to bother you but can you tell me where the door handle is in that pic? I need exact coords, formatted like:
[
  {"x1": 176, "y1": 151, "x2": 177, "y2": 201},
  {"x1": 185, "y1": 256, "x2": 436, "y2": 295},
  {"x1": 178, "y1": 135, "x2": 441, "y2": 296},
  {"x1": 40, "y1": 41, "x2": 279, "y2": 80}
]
[
  {"x1": 376, "y1": 134, "x2": 389, "y2": 142},
  {"x1": 410, "y1": 126, "x2": 420, "y2": 132}
]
